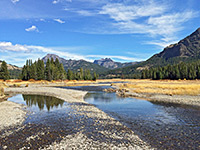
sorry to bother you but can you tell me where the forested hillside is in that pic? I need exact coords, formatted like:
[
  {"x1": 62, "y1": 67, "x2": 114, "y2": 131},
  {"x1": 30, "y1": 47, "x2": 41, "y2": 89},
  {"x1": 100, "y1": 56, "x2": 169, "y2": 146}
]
[
  {"x1": 21, "y1": 58, "x2": 98, "y2": 81},
  {"x1": 141, "y1": 60, "x2": 200, "y2": 80},
  {"x1": 103, "y1": 27, "x2": 200, "y2": 78}
]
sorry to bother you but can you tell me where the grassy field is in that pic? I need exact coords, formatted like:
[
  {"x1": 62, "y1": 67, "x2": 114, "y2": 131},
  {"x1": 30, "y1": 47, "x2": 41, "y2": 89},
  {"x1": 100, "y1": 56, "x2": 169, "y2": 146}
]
[
  {"x1": 2, "y1": 79, "x2": 200, "y2": 96},
  {"x1": 115, "y1": 79, "x2": 200, "y2": 96}
]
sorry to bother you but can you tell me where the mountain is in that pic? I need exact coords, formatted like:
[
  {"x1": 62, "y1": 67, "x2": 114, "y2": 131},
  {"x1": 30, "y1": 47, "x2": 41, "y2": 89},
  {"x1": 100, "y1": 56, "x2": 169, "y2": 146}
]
[
  {"x1": 0, "y1": 60, "x2": 21, "y2": 70},
  {"x1": 42, "y1": 54, "x2": 109, "y2": 74},
  {"x1": 42, "y1": 54, "x2": 67, "y2": 65},
  {"x1": 155, "y1": 27, "x2": 200, "y2": 59},
  {"x1": 103, "y1": 27, "x2": 200, "y2": 78},
  {"x1": 0, "y1": 60, "x2": 22, "y2": 79},
  {"x1": 93, "y1": 58, "x2": 138, "y2": 69}
]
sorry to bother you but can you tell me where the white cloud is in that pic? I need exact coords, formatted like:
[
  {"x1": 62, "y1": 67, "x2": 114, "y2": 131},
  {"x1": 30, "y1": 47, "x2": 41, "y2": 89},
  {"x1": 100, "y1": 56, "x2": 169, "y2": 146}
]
[
  {"x1": 0, "y1": 41, "x2": 142, "y2": 66},
  {"x1": 0, "y1": 42, "x2": 29, "y2": 52},
  {"x1": 52, "y1": 0, "x2": 60, "y2": 4},
  {"x1": 98, "y1": 1, "x2": 198, "y2": 48},
  {"x1": 54, "y1": 19, "x2": 65, "y2": 24},
  {"x1": 27, "y1": 45, "x2": 86, "y2": 60},
  {"x1": 76, "y1": 10, "x2": 95, "y2": 16},
  {"x1": 53, "y1": 0, "x2": 72, "y2": 4},
  {"x1": 99, "y1": 2, "x2": 166, "y2": 21},
  {"x1": 40, "y1": 19, "x2": 45, "y2": 22},
  {"x1": 11, "y1": 0, "x2": 19, "y2": 4},
  {"x1": 25, "y1": 25, "x2": 39, "y2": 32},
  {"x1": 0, "y1": 42, "x2": 89, "y2": 61},
  {"x1": 146, "y1": 41, "x2": 178, "y2": 48}
]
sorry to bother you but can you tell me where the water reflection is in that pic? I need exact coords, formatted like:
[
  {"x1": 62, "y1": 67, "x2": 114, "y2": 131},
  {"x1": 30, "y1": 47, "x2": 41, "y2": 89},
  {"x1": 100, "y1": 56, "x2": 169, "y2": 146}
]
[
  {"x1": 62, "y1": 86, "x2": 111, "y2": 91},
  {"x1": 84, "y1": 92, "x2": 118, "y2": 103},
  {"x1": 22, "y1": 95, "x2": 64, "y2": 111},
  {"x1": 85, "y1": 91, "x2": 200, "y2": 150}
]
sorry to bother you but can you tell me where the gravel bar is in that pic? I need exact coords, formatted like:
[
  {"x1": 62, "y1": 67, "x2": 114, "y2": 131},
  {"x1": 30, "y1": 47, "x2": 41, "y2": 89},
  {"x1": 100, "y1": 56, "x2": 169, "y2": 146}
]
[
  {"x1": 0, "y1": 101, "x2": 26, "y2": 131},
  {"x1": 3, "y1": 87, "x2": 152, "y2": 150}
]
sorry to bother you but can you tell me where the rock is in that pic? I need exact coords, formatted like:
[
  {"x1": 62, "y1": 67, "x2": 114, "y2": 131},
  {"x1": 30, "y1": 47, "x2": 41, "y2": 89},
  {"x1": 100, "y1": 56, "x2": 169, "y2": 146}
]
[{"x1": 103, "y1": 88, "x2": 117, "y2": 93}]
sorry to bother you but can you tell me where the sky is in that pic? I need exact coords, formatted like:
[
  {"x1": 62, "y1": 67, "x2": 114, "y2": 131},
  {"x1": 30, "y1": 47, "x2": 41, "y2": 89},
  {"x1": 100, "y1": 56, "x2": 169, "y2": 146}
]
[{"x1": 0, "y1": 0, "x2": 199, "y2": 67}]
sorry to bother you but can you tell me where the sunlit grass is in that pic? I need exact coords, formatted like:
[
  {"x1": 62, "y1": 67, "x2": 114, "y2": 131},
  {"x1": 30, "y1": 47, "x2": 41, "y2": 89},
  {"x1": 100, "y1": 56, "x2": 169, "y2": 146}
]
[
  {"x1": 115, "y1": 79, "x2": 200, "y2": 96},
  {"x1": 2, "y1": 78, "x2": 200, "y2": 96}
]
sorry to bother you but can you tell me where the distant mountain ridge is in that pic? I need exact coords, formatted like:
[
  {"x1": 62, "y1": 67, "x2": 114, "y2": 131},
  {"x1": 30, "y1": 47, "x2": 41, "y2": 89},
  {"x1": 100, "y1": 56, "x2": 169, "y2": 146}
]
[
  {"x1": 42, "y1": 54, "x2": 139, "y2": 74},
  {"x1": 93, "y1": 58, "x2": 138, "y2": 69},
  {"x1": 42, "y1": 54, "x2": 109, "y2": 74}
]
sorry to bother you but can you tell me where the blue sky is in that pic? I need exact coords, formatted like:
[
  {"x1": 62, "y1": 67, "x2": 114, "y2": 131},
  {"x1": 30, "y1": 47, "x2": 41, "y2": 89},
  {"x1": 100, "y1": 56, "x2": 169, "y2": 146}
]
[{"x1": 0, "y1": 0, "x2": 199, "y2": 66}]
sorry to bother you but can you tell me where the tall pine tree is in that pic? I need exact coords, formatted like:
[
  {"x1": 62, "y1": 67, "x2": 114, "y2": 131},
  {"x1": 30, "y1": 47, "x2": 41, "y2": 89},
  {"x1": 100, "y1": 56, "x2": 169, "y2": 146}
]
[{"x1": 0, "y1": 61, "x2": 9, "y2": 80}]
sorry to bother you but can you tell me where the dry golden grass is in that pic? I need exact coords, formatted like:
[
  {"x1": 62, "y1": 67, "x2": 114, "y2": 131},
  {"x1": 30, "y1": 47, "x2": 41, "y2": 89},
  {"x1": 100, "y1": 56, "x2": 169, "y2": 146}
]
[
  {"x1": 2, "y1": 79, "x2": 99, "y2": 87},
  {"x1": 116, "y1": 79, "x2": 200, "y2": 96},
  {"x1": 3, "y1": 78, "x2": 200, "y2": 96},
  {"x1": 0, "y1": 82, "x2": 6, "y2": 97}
]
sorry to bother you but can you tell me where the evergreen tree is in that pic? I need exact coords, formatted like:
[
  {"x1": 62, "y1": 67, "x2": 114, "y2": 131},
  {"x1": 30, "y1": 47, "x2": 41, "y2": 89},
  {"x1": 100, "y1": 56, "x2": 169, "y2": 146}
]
[
  {"x1": 188, "y1": 64, "x2": 196, "y2": 79},
  {"x1": 67, "y1": 69, "x2": 74, "y2": 80},
  {"x1": 54, "y1": 58, "x2": 60, "y2": 80},
  {"x1": 21, "y1": 65, "x2": 27, "y2": 80},
  {"x1": 93, "y1": 72, "x2": 97, "y2": 81},
  {"x1": 197, "y1": 66, "x2": 200, "y2": 79},
  {"x1": 45, "y1": 59, "x2": 52, "y2": 81},
  {"x1": 140, "y1": 60, "x2": 200, "y2": 80},
  {"x1": 20, "y1": 59, "x2": 98, "y2": 81},
  {"x1": 0, "y1": 61, "x2": 9, "y2": 80},
  {"x1": 80, "y1": 68, "x2": 84, "y2": 80},
  {"x1": 58, "y1": 63, "x2": 66, "y2": 80},
  {"x1": 30, "y1": 63, "x2": 37, "y2": 80},
  {"x1": 36, "y1": 59, "x2": 45, "y2": 80},
  {"x1": 84, "y1": 69, "x2": 92, "y2": 80}
]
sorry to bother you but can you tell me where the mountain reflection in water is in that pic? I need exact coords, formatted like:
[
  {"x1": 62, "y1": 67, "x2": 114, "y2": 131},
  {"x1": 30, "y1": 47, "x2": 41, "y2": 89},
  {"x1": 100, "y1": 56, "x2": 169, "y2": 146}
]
[{"x1": 22, "y1": 95, "x2": 64, "y2": 111}]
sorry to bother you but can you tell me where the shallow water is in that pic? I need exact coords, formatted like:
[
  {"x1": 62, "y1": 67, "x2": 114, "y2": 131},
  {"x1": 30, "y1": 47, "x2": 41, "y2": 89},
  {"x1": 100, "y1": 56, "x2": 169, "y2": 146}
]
[
  {"x1": 62, "y1": 85, "x2": 112, "y2": 91},
  {"x1": 84, "y1": 91, "x2": 200, "y2": 150},
  {"x1": 0, "y1": 94, "x2": 82, "y2": 149},
  {"x1": 1, "y1": 86, "x2": 200, "y2": 149}
]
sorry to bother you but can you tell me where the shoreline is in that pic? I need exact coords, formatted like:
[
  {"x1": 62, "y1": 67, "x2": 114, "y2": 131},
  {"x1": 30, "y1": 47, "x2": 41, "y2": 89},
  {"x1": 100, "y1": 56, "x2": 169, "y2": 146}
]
[
  {"x1": 0, "y1": 101, "x2": 26, "y2": 131},
  {"x1": 3, "y1": 86, "x2": 152, "y2": 149},
  {"x1": 113, "y1": 86, "x2": 200, "y2": 107}
]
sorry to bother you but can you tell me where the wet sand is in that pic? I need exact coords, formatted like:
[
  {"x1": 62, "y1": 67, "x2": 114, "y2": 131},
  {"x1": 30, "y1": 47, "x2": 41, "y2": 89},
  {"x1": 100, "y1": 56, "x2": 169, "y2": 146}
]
[{"x1": 2, "y1": 86, "x2": 152, "y2": 149}]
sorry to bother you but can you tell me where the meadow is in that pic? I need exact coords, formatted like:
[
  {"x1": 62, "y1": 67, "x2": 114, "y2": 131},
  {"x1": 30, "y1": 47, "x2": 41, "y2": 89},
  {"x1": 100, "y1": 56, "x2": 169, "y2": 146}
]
[
  {"x1": 116, "y1": 79, "x2": 200, "y2": 96},
  {"x1": 1, "y1": 79, "x2": 200, "y2": 96}
]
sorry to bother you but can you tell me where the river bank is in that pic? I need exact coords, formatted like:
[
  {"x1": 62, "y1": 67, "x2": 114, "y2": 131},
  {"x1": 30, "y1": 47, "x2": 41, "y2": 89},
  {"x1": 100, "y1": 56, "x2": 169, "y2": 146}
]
[
  {"x1": 111, "y1": 80, "x2": 200, "y2": 107},
  {"x1": 2, "y1": 86, "x2": 152, "y2": 149},
  {"x1": 0, "y1": 101, "x2": 26, "y2": 131}
]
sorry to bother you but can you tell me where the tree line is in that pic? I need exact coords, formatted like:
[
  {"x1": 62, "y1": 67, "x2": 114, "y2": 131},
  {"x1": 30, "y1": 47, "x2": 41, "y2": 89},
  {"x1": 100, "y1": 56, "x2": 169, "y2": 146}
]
[
  {"x1": 141, "y1": 60, "x2": 200, "y2": 80},
  {"x1": 0, "y1": 61, "x2": 9, "y2": 80},
  {"x1": 67, "y1": 68, "x2": 98, "y2": 81},
  {"x1": 21, "y1": 58, "x2": 98, "y2": 81}
]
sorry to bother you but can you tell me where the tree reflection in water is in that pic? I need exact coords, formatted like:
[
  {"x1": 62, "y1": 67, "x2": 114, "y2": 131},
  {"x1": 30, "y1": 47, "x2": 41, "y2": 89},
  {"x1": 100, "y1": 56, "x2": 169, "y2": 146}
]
[{"x1": 22, "y1": 95, "x2": 64, "y2": 111}]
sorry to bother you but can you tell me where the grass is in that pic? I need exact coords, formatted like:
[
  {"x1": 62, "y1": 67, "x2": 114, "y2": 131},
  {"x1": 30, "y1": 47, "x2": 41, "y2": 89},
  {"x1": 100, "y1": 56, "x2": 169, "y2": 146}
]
[
  {"x1": 0, "y1": 82, "x2": 6, "y2": 97},
  {"x1": 3, "y1": 78, "x2": 200, "y2": 96},
  {"x1": 115, "y1": 79, "x2": 200, "y2": 96}
]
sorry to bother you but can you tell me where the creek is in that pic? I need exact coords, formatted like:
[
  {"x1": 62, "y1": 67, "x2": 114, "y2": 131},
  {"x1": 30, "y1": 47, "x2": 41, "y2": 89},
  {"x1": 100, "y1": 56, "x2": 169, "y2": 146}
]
[{"x1": 1, "y1": 85, "x2": 200, "y2": 149}]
